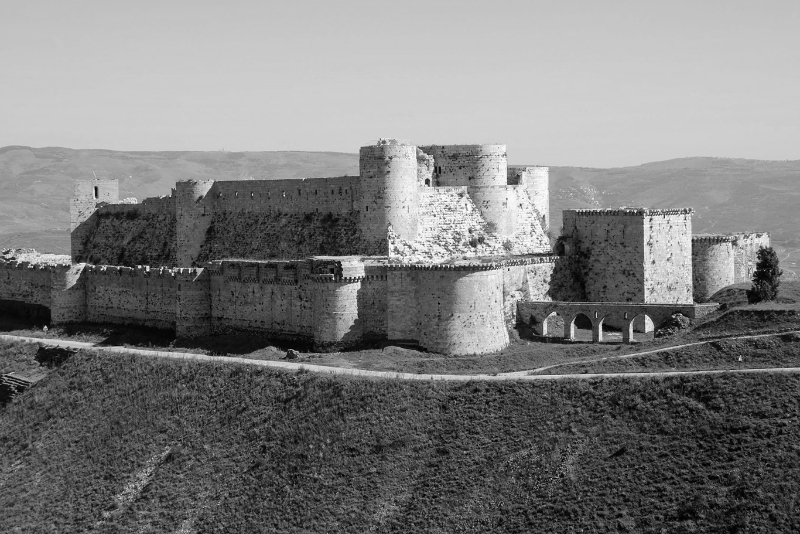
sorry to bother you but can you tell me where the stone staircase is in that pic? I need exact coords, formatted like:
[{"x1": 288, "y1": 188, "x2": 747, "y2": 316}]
[{"x1": 1, "y1": 372, "x2": 45, "y2": 403}]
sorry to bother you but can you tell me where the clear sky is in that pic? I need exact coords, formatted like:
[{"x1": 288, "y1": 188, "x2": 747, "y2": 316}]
[{"x1": 1, "y1": 0, "x2": 798, "y2": 167}]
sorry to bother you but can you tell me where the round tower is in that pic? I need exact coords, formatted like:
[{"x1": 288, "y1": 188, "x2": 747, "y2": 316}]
[
  {"x1": 527, "y1": 166, "x2": 549, "y2": 232},
  {"x1": 358, "y1": 141, "x2": 419, "y2": 251},
  {"x1": 175, "y1": 180, "x2": 215, "y2": 266},
  {"x1": 692, "y1": 236, "x2": 735, "y2": 302}
]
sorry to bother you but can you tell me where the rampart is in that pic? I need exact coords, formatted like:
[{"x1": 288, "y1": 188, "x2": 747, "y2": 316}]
[
  {"x1": 8, "y1": 140, "x2": 774, "y2": 356},
  {"x1": 73, "y1": 196, "x2": 177, "y2": 266},
  {"x1": 71, "y1": 141, "x2": 551, "y2": 267}
]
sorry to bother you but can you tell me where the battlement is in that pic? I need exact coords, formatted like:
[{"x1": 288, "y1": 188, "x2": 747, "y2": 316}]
[
  {"x1": 83, "y1": 265, "x2": 178, "y2": 278},
  {"x1": 386, "y1": 255, "x2": 559, "y2": 272},
  {"x1": 569, "y1": 208, "x2": 695, "y2": 217},
  {"x1": 692, "y1": 234, "x2": 737, "y2": 243}
]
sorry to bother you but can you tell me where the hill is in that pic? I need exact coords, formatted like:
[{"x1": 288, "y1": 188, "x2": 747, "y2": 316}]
[
  {"x1": 1, "y1": 147, "x2": 797, "y2": 277},
  {"x1": 1, "y1": 347, "x2": 799, "y2": 532}
]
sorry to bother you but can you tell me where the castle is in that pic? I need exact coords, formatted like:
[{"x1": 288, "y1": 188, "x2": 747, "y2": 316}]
[{"x1": 0, "y1": 140, "x2": 770, "y2": 355}]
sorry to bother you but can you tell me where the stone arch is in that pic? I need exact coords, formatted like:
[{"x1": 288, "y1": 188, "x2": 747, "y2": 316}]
[
  {"x1": 536, "y1": 311, "x2": 566, "y2": 337},
  {"x1": 626, "y1": 313, "x2": 655, "y2": 343},
  {"x1": 569, "y1": 312, "x2": 594, "y2": 341},
  {"x1": 598, "y1": 312, "x2": 626, "y2": 343}
]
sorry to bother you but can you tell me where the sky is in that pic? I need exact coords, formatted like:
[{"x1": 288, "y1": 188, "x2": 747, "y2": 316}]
[{"x1": 1, "y1": 0, "x2": 798, "y2": 167}]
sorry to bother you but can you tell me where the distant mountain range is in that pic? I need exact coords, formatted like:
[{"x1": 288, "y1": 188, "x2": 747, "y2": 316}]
[{"x1": 1, "y1": 146, "x2": 797, "y2": 278}]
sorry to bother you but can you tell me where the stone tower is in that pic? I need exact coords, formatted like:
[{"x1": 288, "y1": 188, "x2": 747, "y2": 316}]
[
  {"x1": 70, "y1": 178, "x2": 119, "y2": 262},
  {"x1": 175, "y1": 180, "x2": 216, "y2": 266},
  {"x1": 358, "y1": 140, "x2": 420, "y2": 250}
]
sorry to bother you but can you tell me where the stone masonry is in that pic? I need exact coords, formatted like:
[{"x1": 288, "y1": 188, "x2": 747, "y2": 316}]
[{"x1": 0, "y1": 140, "x2": 772, "y2": 355}]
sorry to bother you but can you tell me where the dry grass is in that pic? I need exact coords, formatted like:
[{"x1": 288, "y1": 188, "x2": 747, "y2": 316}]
[{"x1": 1, "y1": 349, "x2": 800, "y2": 532}]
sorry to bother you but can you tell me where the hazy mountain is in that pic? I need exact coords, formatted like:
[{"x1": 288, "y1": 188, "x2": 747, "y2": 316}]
[{"x1": 0, "y1": 146, "x2": 796, "y2": 277}]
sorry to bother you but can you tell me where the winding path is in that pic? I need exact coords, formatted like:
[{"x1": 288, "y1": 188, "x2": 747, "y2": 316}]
[{"x1": 2, "y1": 331, "x2": 800, "y2": 382}]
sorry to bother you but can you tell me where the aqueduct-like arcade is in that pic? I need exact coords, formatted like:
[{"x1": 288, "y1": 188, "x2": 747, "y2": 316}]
[{"x1": 517, "y1": 301, "x2": 719, "y2": 343}]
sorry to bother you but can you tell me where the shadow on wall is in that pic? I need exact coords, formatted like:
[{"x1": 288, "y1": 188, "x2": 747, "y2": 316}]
[
  {"x1": 72, "y1": 208, "x2": 177, "y2": 267},
  {"x1": 547, "y1": 257, "x2": 586, "y2": 302}
]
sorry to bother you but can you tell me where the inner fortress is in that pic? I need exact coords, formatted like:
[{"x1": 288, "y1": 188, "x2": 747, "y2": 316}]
[{"x1": 0, "y1": 139, "x2": 770, "y2": 355}]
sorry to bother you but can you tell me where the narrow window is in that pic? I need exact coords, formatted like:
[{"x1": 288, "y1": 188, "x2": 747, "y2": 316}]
[
  {"x1": 93, "y1": 186, "x2": 98, "y2": 199},
  {"x1": 235, "y1": 191, "x2": 239, "y2": 198},
  {"x1": 366, "y1": 206, "x2": 369, "y2": 212},
  {"x1": 298, "y1": 188, "x2": 301, "y2": 196},
  {"x1": 425, "y1": 179, "x2": 430, "y2": 186}
]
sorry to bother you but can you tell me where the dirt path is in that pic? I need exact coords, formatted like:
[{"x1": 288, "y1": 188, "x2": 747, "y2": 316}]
[{"x1": 3, "y1": 331, "x2": 800, "y2": 382}]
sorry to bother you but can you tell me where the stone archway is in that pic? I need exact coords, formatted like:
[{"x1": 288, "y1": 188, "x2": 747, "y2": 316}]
[
  {"x1": 568, "y1": 312, "x2": 593, "y2": 341},
  {"x1": 625, "y1": 313, "x2": 655, "y2": 343}
]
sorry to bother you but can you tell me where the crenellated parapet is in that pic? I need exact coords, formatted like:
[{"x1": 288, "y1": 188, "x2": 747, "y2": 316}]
[{"x1": 569, "y1": 208, "x2": 695, "y2": 217}]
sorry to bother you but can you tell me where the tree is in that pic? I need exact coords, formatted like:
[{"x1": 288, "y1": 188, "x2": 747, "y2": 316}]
[{"x1": 746, "y1": 246, "x2": 783, "y2": 303}]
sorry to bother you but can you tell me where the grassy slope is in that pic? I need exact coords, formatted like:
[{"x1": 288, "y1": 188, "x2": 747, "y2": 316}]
[
  {"x1": 2, "y1": 146, "x2": 798, "y2": 278},
  {"x1": 2, "y1": 349, "x2": 800, "y2": 533}
]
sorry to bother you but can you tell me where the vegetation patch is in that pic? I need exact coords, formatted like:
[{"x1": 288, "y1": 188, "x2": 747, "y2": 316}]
[
  {"x1": 534, "y1": 334, "x2": 800, "y2": 375},
  {"x1": 77, "y1": 211, "x2": 176, "y2": 267},
  {"x1": 1, "y1": 350, "x2": 800, "y2": 532},
  {"x1": 197, "y1": 210, "x2": 383, "y2": 262}
]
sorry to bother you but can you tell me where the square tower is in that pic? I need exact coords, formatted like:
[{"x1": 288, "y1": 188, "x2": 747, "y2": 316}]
[
  {"x1": 70, "y1": 179, "x2": 119, "y2": 262},
  {"x1": 562, "y1": 208, "x2": 693, "y2": 304}
]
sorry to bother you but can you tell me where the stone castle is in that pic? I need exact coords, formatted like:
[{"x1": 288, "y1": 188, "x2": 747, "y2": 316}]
[{"x1": 0, "y1": 140, "x2": 770, "y2": 355}]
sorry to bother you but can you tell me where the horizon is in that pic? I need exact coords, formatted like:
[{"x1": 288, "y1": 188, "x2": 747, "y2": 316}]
[
  {"x1": 2, "y1": 0, "x2": 799, "y2": 167},
  {"x1": 2, "y1": 144, "x2": 800, "y2": 170}
]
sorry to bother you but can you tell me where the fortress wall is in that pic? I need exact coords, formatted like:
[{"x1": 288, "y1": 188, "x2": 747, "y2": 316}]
[
  {"x1": 176, "y1": 180, "x2": 216, "y2": 266},
  {"x1": 70, "y1": 179, "x2": 120, "y2": 262},
  {"x1": 509, "y1": 166, "x2": 550, "y2": 231},
  {"x1": 213, "y1": 176, "x2": 359, "y2": 215},
  {"x1": 0, "y1": 262, "x2": 53, "y2": 307},
  {"x1": 502, "y1": 257, "x2": 584, "y2": 301},
  {"x1": 692, "y1": 237, "x2": 735, "y2": 302},
  {"x1": 356, "y1": 276, "x2": 388, "y2": 338},
  {"x1": 196, "y1": 210, "x2": 372, "y2": 262},
  {"x1": 563, "y1": 210, "x2": 647, "y2": 302},
  {"x1": 468, "y1": 185, "x2": 517, "y2": 237},
  {"x1": 208, "y1": 261, "x2": 313, "y2": 338},
  {"x1": 176, "y1": 268, "x2": 211, "y2": 337},
  {"x1": 643, "y1": 211, "x2": 693, "y2": 303},
  {"x1": 419, "y1": 145, "x2": 507, "y2": 188},
  {"x1": 312, "y1": 280, "x2": 363, "y2": 348},
  {"x1": 387, "y1": 270, "x2": 419, "y2": 341},
  {"x1": 392, "y1": 186, "x2": 548, "y2": 262},
  {"x1": 74, "y1": 196, "x2": 177, "y2": 267},
  {"x1": 50, "y1": 264, "x2": 87, "y2": 324},
  {"x1": 417, "y1": 149, "x2": 435, "y2": 186},
  {"x1": 731, "y1": 232, "x2": 770, "y2": 283},
  {"x1": 84, "y1": 266, "x2": 177, "y2": 330}
]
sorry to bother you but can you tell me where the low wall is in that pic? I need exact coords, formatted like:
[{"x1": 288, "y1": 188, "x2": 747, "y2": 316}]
[{"x1": 84, "y1": 265, "x2": 178, "y2": 330}]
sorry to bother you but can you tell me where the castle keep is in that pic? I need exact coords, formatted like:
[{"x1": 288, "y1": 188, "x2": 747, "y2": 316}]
[{"x1": 0, "y1": 140, "x2": 769, "y2": 355}]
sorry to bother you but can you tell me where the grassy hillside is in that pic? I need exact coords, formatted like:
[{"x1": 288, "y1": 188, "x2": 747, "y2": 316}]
[
  {"x1": 1, "y1": 146, "x2": 797, "y2": 277},
  {"x1": 2, "y1": 347, "x2": 800, "y2": 533}
]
